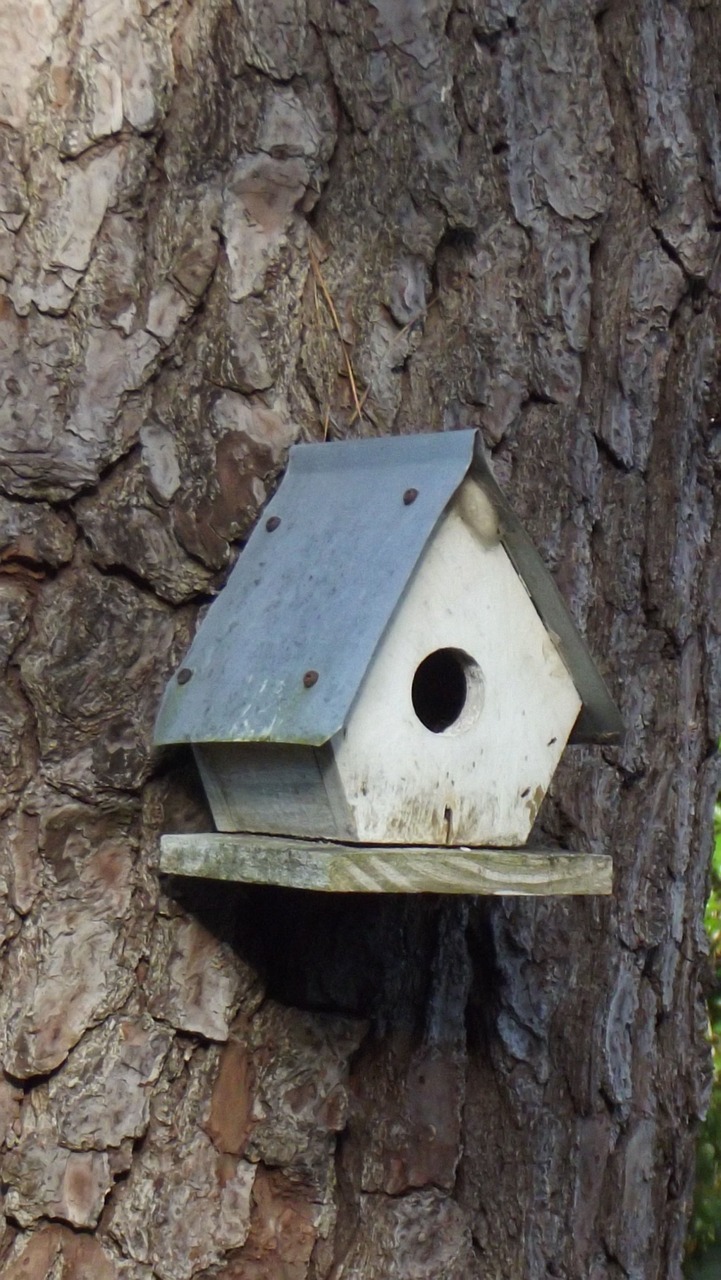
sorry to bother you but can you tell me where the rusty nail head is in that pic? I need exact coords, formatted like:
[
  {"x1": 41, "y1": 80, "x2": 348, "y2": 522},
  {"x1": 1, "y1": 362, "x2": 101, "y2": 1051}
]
[
  {"x1": 266, "y1": 515, "x2": 281, "y2": 532},
  {"x1": 303, "y1": 670, "x2": 319, "y2": 688},
  {"x1": 177, "y1": 668, "x2": 193, "y2": 685},
  {"x1": 403, "y1": 488, "x2": 418, "y2": 505}
]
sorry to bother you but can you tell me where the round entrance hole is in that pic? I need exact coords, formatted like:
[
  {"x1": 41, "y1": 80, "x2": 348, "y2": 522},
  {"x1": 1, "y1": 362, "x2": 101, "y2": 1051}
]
[{"x1": 411, "y1": 648, "x2": 482, "y2": 734}]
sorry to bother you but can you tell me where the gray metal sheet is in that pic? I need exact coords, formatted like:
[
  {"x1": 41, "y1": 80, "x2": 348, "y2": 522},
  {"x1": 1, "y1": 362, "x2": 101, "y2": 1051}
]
[
  {"x1": 154, "y1": 428, "x2": 624, "y2": 750},
  {"x1": 154, "y1": 430, "x2": 477, "y2": 747}
]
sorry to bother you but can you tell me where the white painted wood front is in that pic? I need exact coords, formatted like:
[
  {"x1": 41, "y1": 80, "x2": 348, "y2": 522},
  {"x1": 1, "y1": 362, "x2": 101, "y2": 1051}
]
[{"x1": 329, "y1": 480, "x2": 582, "y2": 846}]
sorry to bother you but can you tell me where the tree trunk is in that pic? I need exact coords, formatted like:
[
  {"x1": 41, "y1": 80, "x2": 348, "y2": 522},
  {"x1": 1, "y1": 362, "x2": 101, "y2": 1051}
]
[{"x1": 1, "y1": 1, "x2": 720, "y2": 1277}]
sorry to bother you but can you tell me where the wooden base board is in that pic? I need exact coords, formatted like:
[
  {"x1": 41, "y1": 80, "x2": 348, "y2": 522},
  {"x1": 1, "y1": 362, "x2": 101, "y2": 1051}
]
[{"x1": 159, "y1": 833, "x2": 612, "y2": 896}]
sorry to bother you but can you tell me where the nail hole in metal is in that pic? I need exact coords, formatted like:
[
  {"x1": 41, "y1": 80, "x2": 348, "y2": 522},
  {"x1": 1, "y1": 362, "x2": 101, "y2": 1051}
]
[
  {"x1": 266, "y1": 516, "x2": 281, "y2": 532},
  {"x1": 177, "y1": 668, "x2": 193, "y2": 685},
  {"x1": 403, "y1": 488, "x2": 419, "y2": 505},
  {"x1": 303, "y1": 670, "x2": 319, "y2": 688}
]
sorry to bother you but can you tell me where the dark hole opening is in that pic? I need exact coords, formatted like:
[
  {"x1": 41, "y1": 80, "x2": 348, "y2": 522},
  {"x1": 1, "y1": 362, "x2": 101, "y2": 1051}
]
[{"x1": 412, "y1": 649, "x2": 468, "y2": 733}]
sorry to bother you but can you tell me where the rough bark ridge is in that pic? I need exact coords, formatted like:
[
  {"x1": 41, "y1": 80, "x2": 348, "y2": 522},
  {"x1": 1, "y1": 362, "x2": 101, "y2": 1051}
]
[{"x1": 0, "y1": 1, "x2": 720, "y2": 1277}]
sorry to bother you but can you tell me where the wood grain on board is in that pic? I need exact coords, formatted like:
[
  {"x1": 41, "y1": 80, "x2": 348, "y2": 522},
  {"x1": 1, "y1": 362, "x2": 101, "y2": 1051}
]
[{"x1": 160, "y1": 833, "x2": 612, "y2": 895}]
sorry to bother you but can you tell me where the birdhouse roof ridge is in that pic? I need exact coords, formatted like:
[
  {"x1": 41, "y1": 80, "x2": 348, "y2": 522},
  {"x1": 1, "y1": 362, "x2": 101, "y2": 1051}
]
[{"x1": 154, "y1": 429, "x2": 622, "y2": 750}]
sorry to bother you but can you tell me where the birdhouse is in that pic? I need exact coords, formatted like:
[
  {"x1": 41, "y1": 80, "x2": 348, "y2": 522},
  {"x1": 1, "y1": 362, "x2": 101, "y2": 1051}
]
[{"x1": 155, "y1": 430, "x2": 622, "y2": 895}]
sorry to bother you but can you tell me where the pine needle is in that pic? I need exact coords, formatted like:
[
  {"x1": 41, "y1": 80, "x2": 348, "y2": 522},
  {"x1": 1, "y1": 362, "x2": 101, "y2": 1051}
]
[{"x1": 309, "y1": 243, "x2": 365, "y2": 427}]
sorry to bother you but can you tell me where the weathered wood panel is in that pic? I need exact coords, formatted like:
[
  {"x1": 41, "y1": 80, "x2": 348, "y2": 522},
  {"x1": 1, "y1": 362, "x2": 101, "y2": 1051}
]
[
  {"x1": 194, "y1": 742, "x2": 347, "y2": 839},
  {"x1": 160, "y1": 833, "x2": 613, "y2": 895}
]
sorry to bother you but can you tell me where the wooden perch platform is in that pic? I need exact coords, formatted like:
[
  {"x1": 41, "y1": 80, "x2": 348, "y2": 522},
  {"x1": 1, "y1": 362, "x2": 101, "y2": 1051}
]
[{"x1": 159, "y1": 834, "x2": 613, "y2": 896}]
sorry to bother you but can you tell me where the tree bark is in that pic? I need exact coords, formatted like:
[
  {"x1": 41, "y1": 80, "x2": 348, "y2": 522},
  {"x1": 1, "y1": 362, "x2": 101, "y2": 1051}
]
[{"x1": 1, "y1": 1, "x2": 720, "y2": 1277}]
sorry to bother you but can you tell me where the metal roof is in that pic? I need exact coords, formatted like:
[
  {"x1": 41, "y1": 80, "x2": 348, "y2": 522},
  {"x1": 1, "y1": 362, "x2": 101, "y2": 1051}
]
[{"x1": 154, "y1": 430, "x2": 623, "y2": 749}]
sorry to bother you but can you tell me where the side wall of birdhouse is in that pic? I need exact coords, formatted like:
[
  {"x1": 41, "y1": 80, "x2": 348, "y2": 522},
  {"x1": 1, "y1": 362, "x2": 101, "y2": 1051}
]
[{"x1": 194, "y1": 743, "x2": 356, "y2": 840}]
